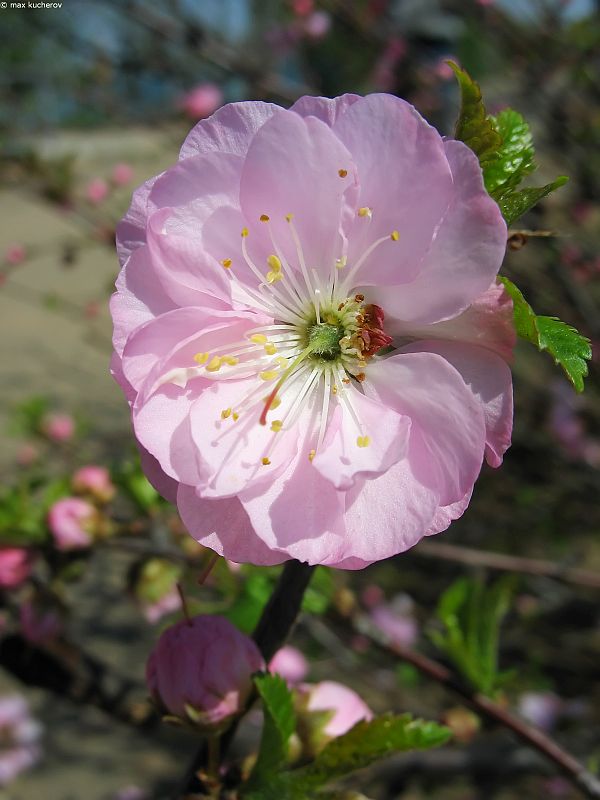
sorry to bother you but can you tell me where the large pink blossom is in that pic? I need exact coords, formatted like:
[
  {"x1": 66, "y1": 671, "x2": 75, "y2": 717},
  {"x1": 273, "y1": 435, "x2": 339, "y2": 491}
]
[{"x1": 111, "y1": 94, "x2": 514, "y2": 569}]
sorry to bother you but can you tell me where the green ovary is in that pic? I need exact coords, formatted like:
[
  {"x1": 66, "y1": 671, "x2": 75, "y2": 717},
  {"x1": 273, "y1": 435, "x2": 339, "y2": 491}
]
[{"x1": 306, "y1": 321, "x2": 346, "y2": 362}]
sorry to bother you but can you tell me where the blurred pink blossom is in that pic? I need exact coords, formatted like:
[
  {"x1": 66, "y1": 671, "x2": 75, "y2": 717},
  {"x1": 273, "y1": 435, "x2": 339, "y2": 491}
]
[
  {"x1": 41, "y1": 412, "x2": 75, "y2": 443},
  {"x1": 0, "y1": 695, "x2": 42, "y2": 786},
  {"x1": 434, "y1": 57, "x2": 457, "y2": 81},
  {"x1": 142, "y1": 586, "x2": 181, "y2": 624},
  {"x1": 361, "y1": 584, "x2": 384, "y2": 609},
  {"x1": 301, "y1": 681, "x2": 372, "y2": 737},
  {"x1": 292, "y1": 0, "x2": 314, "y2": 16},
  {"x1": 269, "y1": 645, "x2": 309, "y2": 685},
  {"x1": 303, "y1": 10, "x2": 331, "y2": 39},
  {"x1": 4, "y1": 244, "x2": 26, "y2": 266},
  {"x1": 47, "y1": 497, "x2": 95, "y2": 550},
  {"x1": 370, "y1": 595, "x2": 418, "y2": 649},
  {"x1": 0, "y1": 549, "x2": 33, "y2": 590},
  {"x1": 112, "y1": 163, "x2": 135, "y2": 187},
  {"x1": 20, "y1": 601, "x2": 63, "y2": 646},
  {"x1": 85, "y1": 178, "x2": 110, "y2": 205},
  {"x1": 72, "y1": 465, "x2": 116, "y2": 504},
  {"x1": 180, "y1": 83, "x2": 223, "y2": 120},
  {"x1": 146, "y1": 615, "x2": 264, "y2": 730},
  {"x1": 16, "y1": 443, "x2": 39, "y2": 467}
]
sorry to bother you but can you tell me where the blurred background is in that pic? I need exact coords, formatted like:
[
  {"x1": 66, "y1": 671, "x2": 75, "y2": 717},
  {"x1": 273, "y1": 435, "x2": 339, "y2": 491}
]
[{"x1": 0, "y1": 1, "x2": 599, "y2": 798}]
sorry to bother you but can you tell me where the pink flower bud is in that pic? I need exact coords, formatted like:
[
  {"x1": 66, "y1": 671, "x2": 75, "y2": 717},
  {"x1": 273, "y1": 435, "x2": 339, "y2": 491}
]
[
  {"x1": 518, "y1": 691, "x2": 562, "y2": 732},
  {"x1": 292, "y1": 0, "x2": 313, "y2": 16},
  {"x1": 111, "y1": 163, "x2": 134, "y2": 187},
  {"x1": 47, "y1": 497, "x2": 95, "y2": 550},
  {"x1": 19, "y1": 601, "x2": 63, "y2": 646},
  {"x1": 4, "y1": 244, "x2": 26, "y2": 266},
  {"x1": 0, "y1": 549, "x2": 33, "y2": 590},
  {"x1": 301, "y1": 681, "x2": 373, "y2": 738},
  {"x1": 72, "y1": 465, "x2": 116, "y2": 503},
  {"x1": 41, "y1": 412, "x2": 75, "y2": 443},
  {"x1": 303, "y1": 10, "x2": 331, "y2": 39},
  {"x1": 146, "y1": 615, "x2": 264, "y2": 730},
  {"x1": 85, "y1": 178, "x2": 110, "y2": 205},
  {"x1": 16, "y1": 443, "x2": 39, "y2": 467},
  {"x1": 0, "y1": 695, "x2": 42, "y2": 786},
  {"x1": 269, "y1": 646, "x2": 308, "y2": 685},
  {"x1": 370, "y1": 594, "x2": 418, "y2": 649},
  {"x1": 179, "y1": 84, "x2": 223, "y2": 120}
]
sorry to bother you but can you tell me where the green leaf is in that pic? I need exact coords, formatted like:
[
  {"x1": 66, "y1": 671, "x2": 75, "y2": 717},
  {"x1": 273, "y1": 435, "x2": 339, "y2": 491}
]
[
  {"x1": 500, "y1": 277, "x2": 591, "y2": 392},
  {"x1": 449, "y1": 61, "x2": 502, "y2": 168},
  {"x1": 302, "y1": 566, "x2": 335, "y2": 615},
  {"x1": 248, "y1": 673, "x2": 297, "y2": 789},
  {"x1": 497, "y1": 177, "x2": 568, "y2": 226},
  {"x1": 484, "y1": 109, "x2": 535, "y2": 198}
]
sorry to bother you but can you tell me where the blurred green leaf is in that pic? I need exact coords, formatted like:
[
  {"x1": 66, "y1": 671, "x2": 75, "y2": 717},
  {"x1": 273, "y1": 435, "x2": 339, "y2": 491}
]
[
  {"x1": 500, "y1": 277, "x2": 591, "y2": 392},
  {"x1": 449, "y1": 61, "x2": 502, "y2": 168},
  {"x1": 484, "y1": 109, "x2": 535, "y2": 197},
  {"x1": 302, "y1": 567, "x2": 335, "y2": 615},
  {"x1": 430, "y1": 576, "x2": 514, "y2": 695},
  {"x1": 8, "y1": 395, "x2": 49, "y2": 437},
  {"x1": 247, "y1": 673, "x2": 296, "y2": 790},
  {"x1": 226, "y1": 570, "x2": 275, "y2": 633},
  {"x1": 497, "y1": 177, "x2": 568, "y2": 225}
]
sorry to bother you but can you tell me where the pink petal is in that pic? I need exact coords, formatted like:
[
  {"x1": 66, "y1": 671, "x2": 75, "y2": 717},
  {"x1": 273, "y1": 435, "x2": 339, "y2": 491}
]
[
  {"x1": 138, "y1": 443, "x2": 179, "y2": 503},
  {"x1": 290, "y1": 94, "x2": 361, "y2": 126},
  {"x1": 116, "y1": 174, "x2": 161, "y2": 266},
  {"x1": 332, "y1": 94, "x2": 453, "y2": 287},
  {"x1": 367, "y1": 139, "x2": 507, "y2": 324},
  {"x1": 365, "y1": 352, "x2": 486, "y2": 505},
  {"x1": 401, "y1": 340, "x2": 513, "y2": 467},
  {"x1": 239, "y1": 110, "x2": 357, "y2": 284},
  {"x1": 176, "y1": 486, "x2": 286, "y2": 566},
  {"x1": 312, "y1": 389, "x2": 410, "y2": 489},
  {"x1": 424, "y1": 489, "x2": 473, "y2": 537},
  {"x1": 179, "y1": 101, "x2": 281, "y2": 161}
]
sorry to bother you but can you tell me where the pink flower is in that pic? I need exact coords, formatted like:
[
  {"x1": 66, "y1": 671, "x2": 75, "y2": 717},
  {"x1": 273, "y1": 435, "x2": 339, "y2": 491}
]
[
  {"x1": 146, "y1": 615, "x2": 264, "y2": 729},
  {"x1": 300, "y1": 681, "x2": 372, "y2": 737},
  {"x1": 269, "y1": 645, "x2": 309, "y2": 685},
  {"x1": 303, "y1": 11, "x2": 331, "y2": 39},
  {"x1": 0, "y1": 695, "x2": 42, "y2": 786},
  {"x1": 370, "y1": 594, "x2": 418, "y2": 649},
  {"x1": 292, "y1": 0, "x2": 314, "y2": 16},
  {"x1": 142, "y1": 586, "x2": 181, "y2": 624},
  {"x1": 72, "y1": 465, "x2": 116, "y2": 503},
  {"x1": 41, "y1": 412, "x2": 75, "y2": 442},
  {"x1": 4, "y1": 244, "x2": 26, "y2": 266},
  {"x1": 85, "y1": 178, "x2": 110, "y2": 205},
  {"x1": 0, "y1": 549, "x2": 33, "y2": 589},
  {"x1": 111, "y1": 95, "x2": 514, "y2": 569},
  {"x1": 179, "y1": 83, "x2": 223, "y2": 121},
  {"x1": 47, "y1": 497, "x2": 95, "y2": 550},
  {"x1": 16, "y1": 443, "x2": 39, "y2": 467},
  {"x1": 112, "y1": 163, "x2": 134, "y2": 187},
  {"x1": 20, "y1": 601, "x2": 63, "y2": 646},
  {"x1": 518, "y1": 691, "x2": 562, "y2": 732}
]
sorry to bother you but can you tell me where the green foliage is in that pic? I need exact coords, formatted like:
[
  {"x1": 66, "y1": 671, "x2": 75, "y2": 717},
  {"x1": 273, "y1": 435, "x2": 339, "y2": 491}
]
[
  {"x1": 302, "y1": 567, "x2": 335, "y2": 615},
  {"x1": 8, "y1": 395, "x2": 50, "y2": 437},
  {"x1": 0, "y1": 477, "x2": 70, "y2": 546},
  {"x1": 450, "y1": 62, "x2": 567, "y2": 224},
  {"x1": 247, "y1": 673, "x2": 297, "y2": 791},
  {"x1": 500, "y1": 277, "x2": 591, "y2": 392},
  {"x1": 429, "y1": 576, "x2": 515, "y2": 696},
  {"x1": 115, "y1": 457, "x2": 160, "y2": 512},
  {"x1": 226, "y1": 570, "x2": 275, "y2": 633}
]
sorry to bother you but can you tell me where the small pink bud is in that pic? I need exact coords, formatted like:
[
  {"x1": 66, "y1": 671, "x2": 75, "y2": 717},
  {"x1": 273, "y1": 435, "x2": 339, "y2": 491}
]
[
  {"x1": 303, "y1": 10, "x2": 331, "y2": 39},
  {"x1": 269, "y1": 646, "x2": 308, "y2": 685},
  {"x1": 4, "y1": 244, "x2": 26, "y2": 266},
  {"x1": 179, "y1": 83, "x2": 223, "y2": 120},
  {"x1": 0, "y1": 549, "x2": 34, "y2": 590},
  {"x1": 146, "y1": 615, "x2": 264, "y2": 730},
  {"x1": 292, "y1": 0, "x2": 313, "y2": 16},
  {"x1": 20, "y1": 601, "x2": 63, "y2": 646},
  {"x1": 16, "y1": 443, "x2": 39, "y2": 467},
  {"x1": 41, "y1": 412, "x2": 75, "y2": 443},
  {"x1": 47, "y1": 497, "x2": 95, "y2": 550},
  {"x1": 85, "y1": 178, "x2": 110, "y2": 205},
  {"x1": 111, "y1": 163, "x2": 134, "y2": 187},
  {"x1": 72, "y1": 465, "x2": 116, "y2": 504},
  {"x1": 518, "y1": 691, "x2": 562, "y2": 732},
  {"x1": 300, "y1": 681, "x2": 373, "y2": 738},
  {"x1": 370, "y1": 595, "x2": 418, "y2": 649}
]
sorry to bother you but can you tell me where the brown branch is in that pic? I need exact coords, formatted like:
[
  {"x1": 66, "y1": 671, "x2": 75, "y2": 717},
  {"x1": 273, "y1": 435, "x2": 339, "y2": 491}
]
[
  {"x1": 413, "y1": 540, "x2": 600, "y2": 589},
  {"x1": 352, "y1": 616, "x2": 600, "y2": 800}
]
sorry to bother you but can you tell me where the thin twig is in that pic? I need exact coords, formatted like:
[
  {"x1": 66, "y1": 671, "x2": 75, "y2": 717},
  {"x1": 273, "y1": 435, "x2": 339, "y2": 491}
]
[{"x1": 353, "y1": 617, "x2": 600, "y2": 800}]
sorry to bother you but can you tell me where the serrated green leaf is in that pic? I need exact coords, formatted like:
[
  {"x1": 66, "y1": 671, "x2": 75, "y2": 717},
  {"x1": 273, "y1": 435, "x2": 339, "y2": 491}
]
[
  {"x1": 497, "y1": 176, "x2": 568, "y2": 225},
  {"x1": 484, "y1": 109, "x2": 535, "y2": 197},
  {"x1": 449, "y1": 62, "x2": 502, "y2": 168},
  {"x1": 248, "y1": 673, "x2": 297, "y2": 789},
  {"x1": 500, "y1": 277, "x2": 591, "y2": 391}
]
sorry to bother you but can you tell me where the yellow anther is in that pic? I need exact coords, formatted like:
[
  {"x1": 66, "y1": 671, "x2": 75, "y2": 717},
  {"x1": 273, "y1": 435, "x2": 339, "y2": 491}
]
[
  {"x1": 332, "y1": 385, "x2": 338, "y2": 394},
  {"x1": 285, "y1": 213, "x2": 294, "y2": 222},
  {"x1": 335, "y1": 256, "x2": 347, "y2": 270},
  {"x1": 261, "y1": 457, "x2": 271, "y2": 466},
  {"x1": 250, "y1": 333, "x2": 268, "y2": 344},
  {"x1": 264, "y1": 343, "x2": 277, "y2": 355},
  {"x1": 270, "y1": 420, "x2": 283, "y2": 432},
  {"x1": 232, "y1": 412, "x2": 239, "y2": 421},
  {"x1": 267, "y1": 254, "x2": 282, "y2": 272},
  {"x1": 264, "y1": 395, "x2": 281, "y2": 410},
  {"x1": 338, "y1": 169, "x2": 348, "y2": 178},
  {"x1": 308, "y1": 449, "x2": 316, "y2": 462},
  {"x1": 390, "y1": 230, "x2": 400, "y2": 241},
  {"x1": 206, "y1": 356, "x2": 222, "y2": 372},
  {"x1": 266, "y1": 270, "x2": 283, "y2": 284},
  {"x1": 276, "y1": 356, "x2": 288, "y2": 368},
  {"x1": 222, "y1": 355, "x2": 239, "y2": 366},
  {"x1": 259, "y1": 214, "x2": 270, "y2": 222},
  {"x1": 357, "y1": 435, "x2": 371, "y2": 448},
  {"x1": 260, "y1": 370, "x2": 279, "y2": 381},
  {"x1": 221, "y1": 258, "x2": 232, "y2": 269},
  {"x1": 241, "y1": 227, "x2": 249, "y2": 237},
  {"x1": 358, "y1": 207, "x2": 373, "y2": 218},
  {"x1": 221, "y1": 408, "x2": 232, "y2": 419},
  {"x1": 194, "y1": 352, "x2": 209, "y2": 364}
]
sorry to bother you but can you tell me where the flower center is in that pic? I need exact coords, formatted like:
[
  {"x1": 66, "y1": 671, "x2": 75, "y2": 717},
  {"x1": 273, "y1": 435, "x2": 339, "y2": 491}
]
[{"x1": 306, "y1": 321, "x2": 345, "y2": 361}]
